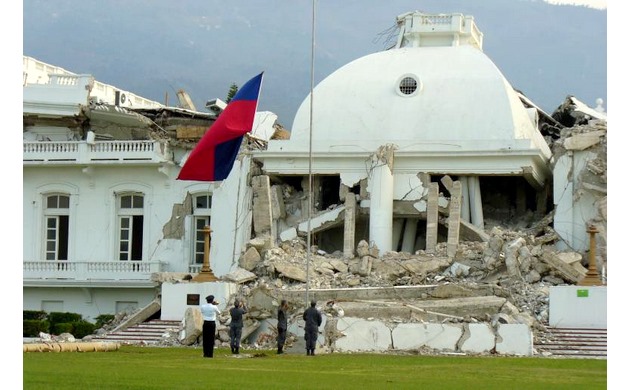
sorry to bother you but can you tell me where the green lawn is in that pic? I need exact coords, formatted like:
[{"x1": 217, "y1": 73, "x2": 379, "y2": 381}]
[{"x1": 23, "y1": 346, "x2": 606, "y2": 389}]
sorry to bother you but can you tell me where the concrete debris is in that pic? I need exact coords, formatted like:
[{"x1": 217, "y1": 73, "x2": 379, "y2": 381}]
[
  {"x1": 179, "y1": 307, "x2": 202, "y2": 345},
  {"x1": 222, "y1": 268, "x2": 258, "y2": 284}
]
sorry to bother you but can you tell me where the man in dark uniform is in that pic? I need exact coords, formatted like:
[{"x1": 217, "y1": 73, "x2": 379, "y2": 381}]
[
  {"x1": 229, "y1": 299, "x2": 247, "y2": 354},
  {"x1": 302, "y1": 300, "x2": 322, "y2": 356},
  {"x1": 277, "y1": 299, "x2": 289, "y2": 354}
]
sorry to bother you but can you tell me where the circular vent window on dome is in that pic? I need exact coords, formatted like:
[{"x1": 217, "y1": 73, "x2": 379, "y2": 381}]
[{"x1": 397, "y1": 75, "x2": 421, "y2": 96}]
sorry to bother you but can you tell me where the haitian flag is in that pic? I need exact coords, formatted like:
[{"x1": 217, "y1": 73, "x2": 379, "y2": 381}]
[{"x1": 176, "y1": 72, "x2": 264, "y2": 181}]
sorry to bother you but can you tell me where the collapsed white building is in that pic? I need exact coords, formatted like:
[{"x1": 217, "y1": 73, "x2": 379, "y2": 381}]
[{"x1": 23, "y1": 11, "x2": 606, "y2": 356}]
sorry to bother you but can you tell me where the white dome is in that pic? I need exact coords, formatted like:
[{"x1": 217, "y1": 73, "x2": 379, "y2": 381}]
[
  {"x1": 260, "y1": 12, "x2": 551, "y2": 187},
  {"x1": 288, "y1": 45, "x2": 548, "y2": 154}
]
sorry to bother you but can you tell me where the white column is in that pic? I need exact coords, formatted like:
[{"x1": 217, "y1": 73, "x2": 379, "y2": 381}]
[
  {"x1": 446, "y1": 181, "x2": 462, "y2": 258},
  {"x1": 460, "y1": 176, "x2": 470, "y2": 223},
  {"x1": 401, "y1": 218, "x2": 418, "y2": 253},
  {"x1": 467, "y1": 176, "x2": 484, "y2": 229},
  {"x1": 425, "y1": 183, "x2": 439, "y2": 252},
  {"x1": 369, "y1": 162, "x2": 394, "y2": 255},
  {"x1": 392, "y1": 218, "x2": 405, "y2": 252},
  {"x1": 343, "y1": 192, "x2": 357, "y2": 258}
]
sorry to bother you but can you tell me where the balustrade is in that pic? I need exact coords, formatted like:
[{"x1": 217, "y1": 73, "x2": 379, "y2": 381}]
[
  {"x1": 23, "y1": 140, "x2": 166, "y2": 163},
  {"x1": 23, "y1": 260, "x2": 164, "y2": 281}
]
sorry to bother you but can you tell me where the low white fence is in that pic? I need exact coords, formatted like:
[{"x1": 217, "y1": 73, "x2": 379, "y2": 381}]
[
  {"x1": 23, "y1": 260, "x2": 164, "y2": 281},
  {"x1": 23, "y1": 140, "x2": 167, "y2": 164}
]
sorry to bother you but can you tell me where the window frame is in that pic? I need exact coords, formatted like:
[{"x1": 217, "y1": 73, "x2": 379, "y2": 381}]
[
  {"x1": 117, "y1": 192, "x2": 145, "y2": 261},
  {"x1": 43, "y1": 193, "x2": 70, "y2": 261},
  {"x1": 192, "y1": 193, "x2": 212, "y2": 265}
]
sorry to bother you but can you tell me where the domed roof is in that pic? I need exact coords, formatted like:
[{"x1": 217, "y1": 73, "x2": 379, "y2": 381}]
[
  {"x1": 261, "y1": 12, "x2": 550, "y2": 186},
  {"x1": 289, "y1": 45, "x2": 547, "y2": 154}
]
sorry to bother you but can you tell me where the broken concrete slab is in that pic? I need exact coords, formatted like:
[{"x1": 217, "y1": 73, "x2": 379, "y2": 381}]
[
  {"x1": 335, "y1": 317, "x2": 392, "y2": 352},
  {"x1": 495, "y1": 323, "x2": 533, "y2": 356},
  {"x1": 539, "y1": 248, "x2": 585, "y2": 283},
  {"x1": 322, "y1": 296, "x2": 510, "y2": 322},
  {"x1": 459, "y1": 323, "x2": 495, "y2": 353},
  {"x1": 392, "y1": 322, "x2": 462, "y2": 351},
  {"x1": 563, "y1": 130, "x2": 605, "y2": 151},
  {"x1": 297, "y1": 206, "x2": 345, "y2": 235},
  {"x1": 459, "y1": 219, "x2": 491, "y2": 242},
  {"x1": 179, "y1": 307, "x2": 202, "y2": 345},
  {"x1": 223, "y1": 268, "x2": 258, "y2": 284},
  {"x1": 239, "y1": 247, "x2": 261, "y2": 271}
]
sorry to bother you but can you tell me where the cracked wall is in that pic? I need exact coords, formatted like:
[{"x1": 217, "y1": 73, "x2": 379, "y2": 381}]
[{"x1": 162, "y1": 193, "x2": 193, "y2": 239}]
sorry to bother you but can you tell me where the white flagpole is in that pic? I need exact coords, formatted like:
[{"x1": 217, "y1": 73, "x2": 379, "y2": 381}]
[{"x1": 306, "y1": 0, "x2": 317, "y2": 306}]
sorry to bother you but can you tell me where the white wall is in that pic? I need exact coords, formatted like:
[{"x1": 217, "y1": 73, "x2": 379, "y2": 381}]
[
  {"x1": 549, "y1": 286, "x2": 607, "y2": 328},
  {"x1": 23, "y1": 151, "x2": 252, "y2": 321},
  {"x1": 23, "y1": 162, "x2": 251, "y2": 275},
  {"x1": 23, "y1": 287, "x2": 157, "y2": 323},
  {"x1": 160, "y1": 281, "x2": 238, "y2": 321}
]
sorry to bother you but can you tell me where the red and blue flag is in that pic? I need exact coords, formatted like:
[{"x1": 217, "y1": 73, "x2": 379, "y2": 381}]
[{"x1": 177, "y1": 72, "x2": 264, "y2": 181}]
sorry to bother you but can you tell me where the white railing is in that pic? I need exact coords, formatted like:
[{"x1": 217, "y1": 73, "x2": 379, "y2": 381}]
[
  {"x1": 23, "y1": 140, "x2": 168, "y2": 164},
  {"x1": 90, "y1": 141, "x2": 157, "y2": 154},
  {"x1": 23, "y1": 142, "x2": 79, "y2": 154},
  {"x1": 397, "y1": 12, "x2": 482, "y2": 50},
  {"x1": 49, "y1": 74, "x2": 83, "y2": 86},
  {"x1": 420, "y1": 14, "x2": 453, "y2": 25},
  {"x1": 23, "y1": 260, "x2": 164, "y2": 281}
]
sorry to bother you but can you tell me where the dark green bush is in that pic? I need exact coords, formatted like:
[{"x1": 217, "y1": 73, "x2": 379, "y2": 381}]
[
  {"x1": 48, "y1": 312, "x2": 82, "y2": 324},
  {"x1": 23, "y1": 310, "x2": 47, "y2": 321},
  {"x1": 23, "y1": 319, "x2": 50, "y2": 337},
  {"x1": 24, "y1": 310, "x2": 99, "y2": 337},
  {"x1": 95, "y1": 314, "x2": 115, "y2": 329},
  {"x1": 72, "y1": 321, "x2": 96, "y2": 338},
  {"x1": 51, "y1": 322, "x2": 73, "y2": 335}
]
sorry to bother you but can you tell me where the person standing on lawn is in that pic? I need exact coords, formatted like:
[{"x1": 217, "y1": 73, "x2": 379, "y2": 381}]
[
  {"x1": 200, "y1": 295, "x2": 221, "y2": 358},
  {"x1": 229, "y1": 299, "x2": 247, "y2": 354},
  {"x1": 302, "y1": 300, "x2": 322, "y2": 356},
  {"x1": 277, "y1": 299, "x2": 289, "y2": 354}
]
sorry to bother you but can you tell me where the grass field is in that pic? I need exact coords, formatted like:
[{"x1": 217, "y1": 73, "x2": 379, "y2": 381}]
[{"x1": 22, "y1": 346, "x2": 607, "y2": 389}]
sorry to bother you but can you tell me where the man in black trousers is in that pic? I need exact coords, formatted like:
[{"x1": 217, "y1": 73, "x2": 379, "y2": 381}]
[
  {"x1": 302, "y1": 300, "x2": 322, "y2": 356},
  {"x1": 229, "y1": 299, "x2": 247, "y2": 354},
  {"x1": 277, "y1": 299, "x2": 289, "y2": 354},
  {"x1": 200, "y1": 295, "x2": 221, "y2": 358}
]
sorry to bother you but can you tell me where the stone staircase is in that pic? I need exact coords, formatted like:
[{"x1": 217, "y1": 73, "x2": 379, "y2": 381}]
[
  {"x1": 91, "y1": 319, "x2": 181, "y2": 345},
  {"x1": 534, "y1": 326, "x2": 607, "y2": 359}
]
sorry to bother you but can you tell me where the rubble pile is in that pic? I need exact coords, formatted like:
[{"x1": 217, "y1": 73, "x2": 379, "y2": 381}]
[{"x1": 146, "y1": 223, "x2": 596, "y2": 353}]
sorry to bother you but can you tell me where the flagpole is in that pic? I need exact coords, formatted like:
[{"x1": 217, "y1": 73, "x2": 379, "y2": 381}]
[{"x1": 306, "y1": 0, "x2": 316, "y2": 306}]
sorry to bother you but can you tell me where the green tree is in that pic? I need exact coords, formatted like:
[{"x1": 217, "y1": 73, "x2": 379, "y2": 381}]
[{"x1": 226, "y1": 83, "x2": 238, "y2": 103}]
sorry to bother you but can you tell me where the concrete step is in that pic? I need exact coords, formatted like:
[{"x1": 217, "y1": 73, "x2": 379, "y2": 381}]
[
  {"x1": 92, "y1": 319, "x2": 181, "y2": 345},
  {"x1": 535, "y1": 327, "x2": 607, "y2": 359}
]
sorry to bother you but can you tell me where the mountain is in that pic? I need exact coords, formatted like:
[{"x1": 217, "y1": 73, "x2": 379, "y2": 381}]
[{"x1": 22, "y1": 0, "x2": 606, "y2": 126}]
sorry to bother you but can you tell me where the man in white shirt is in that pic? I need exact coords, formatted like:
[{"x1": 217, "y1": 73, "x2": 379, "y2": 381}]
[{"x1": 200, "y1": 295, "x2": 221, "y2": 358}]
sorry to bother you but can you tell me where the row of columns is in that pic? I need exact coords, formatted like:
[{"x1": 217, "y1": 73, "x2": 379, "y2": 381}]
[
  {"x1": 357, "y1": 148, "x2": 485, "y2": 257},
  {"x1": 249, "y1": 150, "x2": 486, "y2": 259}
]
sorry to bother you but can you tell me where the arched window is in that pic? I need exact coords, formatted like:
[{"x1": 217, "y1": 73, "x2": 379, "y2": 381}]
[
  {"x1": 44, "y1": 194, "x2": 70, "y2": 261},
  {"x1": 117, "y1": 193, "x2": 144, "y2": 261},
  {"x1": 193, "y1": 193, "x2": 212, "y2": 265}
]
